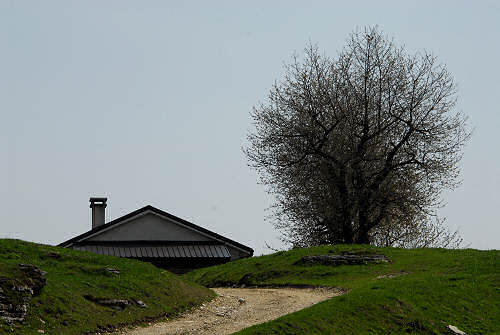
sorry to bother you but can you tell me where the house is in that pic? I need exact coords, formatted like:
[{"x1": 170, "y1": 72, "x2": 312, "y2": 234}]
[{"x1": 59, "y1": 198, "x2": 253, "y2": 273}]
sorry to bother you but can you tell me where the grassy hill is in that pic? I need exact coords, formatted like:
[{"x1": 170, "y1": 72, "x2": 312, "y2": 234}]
[
  {"x1": 184, "y1": 244, "x2": 500, "y2": 334},
  {"x1": 0, "y1": 239, "x2": 214, "y2": 335}
]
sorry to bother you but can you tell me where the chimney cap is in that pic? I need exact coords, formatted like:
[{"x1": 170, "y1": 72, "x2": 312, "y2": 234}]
[{"x1": 89, "y1": 197, "x2": 107, "y2": 206}]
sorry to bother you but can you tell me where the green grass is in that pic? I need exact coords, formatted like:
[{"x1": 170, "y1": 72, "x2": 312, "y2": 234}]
[
  {"x1": 185, "y1": 244, "x2": 500, "y2": 334},
  {"x1": 0, "y1": 239, "x2": 214, "y2": 335}
]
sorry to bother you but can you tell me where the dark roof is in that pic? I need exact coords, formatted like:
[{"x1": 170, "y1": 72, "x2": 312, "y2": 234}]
[
  {"x1": 73, "y1": 243, "x2": 231, "y2": 258},
  {"x1": 58, "y1": 205, "x2": 253, "y2": 255}
]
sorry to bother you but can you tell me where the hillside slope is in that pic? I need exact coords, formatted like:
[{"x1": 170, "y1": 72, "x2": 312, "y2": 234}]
[
  {"x1": 185, "y1": 245, "x2": 500, "y2": 334},
  {"x1": 0, "y1": 239, "x2": 214, "y2": 335}
]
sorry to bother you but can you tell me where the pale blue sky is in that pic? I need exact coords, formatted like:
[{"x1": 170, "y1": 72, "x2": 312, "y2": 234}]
[{"x1": 1, "y1": 1, "x2": 499, "y2": 254}]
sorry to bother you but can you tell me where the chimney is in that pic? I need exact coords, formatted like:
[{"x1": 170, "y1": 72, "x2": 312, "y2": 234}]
[{"x1": 90, "y1": 197, "x2": 107, "y2": 229}]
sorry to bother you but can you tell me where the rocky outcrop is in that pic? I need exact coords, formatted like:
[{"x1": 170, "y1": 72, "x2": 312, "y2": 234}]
[
  {"x1": 448, "y1": 325, "x2": 467, "y2": 335},
  {"x1": 130, "y1": 298, "x2": 147, "y2": 308},
  {"x1": 104, "y1": 268, "x2": 120, "y2": 275},
  {"x1": 0, "y1": 264, "x2": 47, "y2": 324},
  {"x1": 376, "y1": 271, "x2": 409, "y2": 279},
  {"x1": 297, "y1": 252, "x2": 390, "y2": 266},
  {"x1": 18, "y1": 264, "x2": 47, "y2": 295},
  {"x1": 84, "y1": 295, "x2": 147, "y2": 310}
]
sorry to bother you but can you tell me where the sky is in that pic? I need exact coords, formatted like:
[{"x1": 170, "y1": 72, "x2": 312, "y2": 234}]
[{"x1": 1, "y1": 1, "x2": 499, "y2": 255}]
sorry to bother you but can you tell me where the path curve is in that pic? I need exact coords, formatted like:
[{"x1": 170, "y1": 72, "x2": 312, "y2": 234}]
[{"x1": 117, "y1": 287, "x2": 344, "y2": 335}]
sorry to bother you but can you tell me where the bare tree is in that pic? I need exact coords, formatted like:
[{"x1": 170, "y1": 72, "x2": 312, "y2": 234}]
[
  {"x1": 371, "y1": 213, "x2": 463, "y2": 249},
  {"x1": 245, "y1": 27, "x2": 470, "y2": 247}
]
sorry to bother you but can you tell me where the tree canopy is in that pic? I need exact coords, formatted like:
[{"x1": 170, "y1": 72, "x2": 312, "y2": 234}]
[{"x1": 245, "y1": 27, "x2": 470, "y2": 247}]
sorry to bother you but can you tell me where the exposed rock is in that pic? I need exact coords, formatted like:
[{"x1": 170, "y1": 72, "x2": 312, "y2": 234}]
[
  {"x1": 238, "y1": 298, "x2": 246, "y2": 304},
  {"x1": 448, "y1": 324, "x2": 467, "y2": 335},
  {"x1": 104, "y1": 268, "x2": 120, "y2": 275},
  {"x1": 99, "y1": 299, "x2": 129, "y2": 311},
  {"x1": 18, "y1": 264, "x2": 47, "y2": 295},
  {"x1": 376, "y1": 271, "x2": 409, "y2": 279},
  {"x1": 297, "y1": 253, "x2": 390, "y2": 266},
  {"x1": 0, "y1": 264, "x2": 47, "y2": 324},
  {"x1": 136, "y1": 300, "x2": 147, "y2": 308},
  {"x1": 85, "y1": 295, "x2": 148, "y2": 310},
  {"x1": 13, "y1": 285, "x2": 33, "y2": 295},
  {"x1": 96, "y1": 298, "x2": 128, "y2": 308},
  {"x1": 130, "y1": 298, "x2": 147, "y2": 308},
  {"x1": 84, "y1": 295, "x2": 132, "y2": 310}
]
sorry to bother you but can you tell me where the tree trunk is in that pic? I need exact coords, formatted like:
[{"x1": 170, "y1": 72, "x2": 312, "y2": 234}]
[
  {"x1": 356, "y1": 206, "x2": 371, "y2": 244},
  {"x1": 342, "y1": 218, "x2": 353, "y2": 244},
  {"x1": 355, "y1": 229, "x2": 370, "y2": 244}
]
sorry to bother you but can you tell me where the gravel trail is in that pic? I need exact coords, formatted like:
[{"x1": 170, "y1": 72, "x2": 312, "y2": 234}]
[{"x1": 116, "y1": 287, "x2": 343, "y2": 335}]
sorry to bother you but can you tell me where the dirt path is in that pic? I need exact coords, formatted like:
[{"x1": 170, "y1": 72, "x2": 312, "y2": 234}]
[{"x1": 117, "y1": 287, "x2": 344, "y2": 335}]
